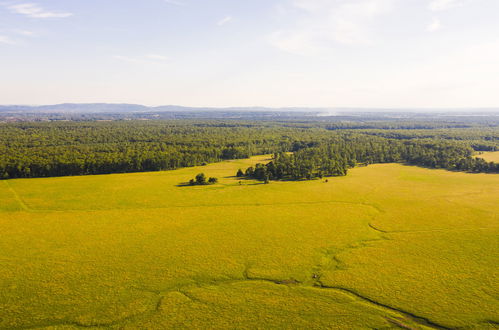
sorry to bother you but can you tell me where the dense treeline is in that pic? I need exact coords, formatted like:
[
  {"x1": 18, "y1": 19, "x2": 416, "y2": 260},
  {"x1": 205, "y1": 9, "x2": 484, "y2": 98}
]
[
  {"x1": 0, "y1": 120, "x2": 498, "y2": 179},
  {"x1": 240, "y1": 136, "x2": 499, "y2": 182},
  {"x1": 0, "y1": 121, "x2": 322, "y2": 179}
]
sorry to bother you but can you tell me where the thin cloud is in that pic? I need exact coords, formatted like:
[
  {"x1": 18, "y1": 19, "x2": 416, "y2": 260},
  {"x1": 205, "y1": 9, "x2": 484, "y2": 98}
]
[
  {"x1": 146, "y1": 54, "x2": 168, "y2": 61},
  {"x1": 217, "y1": 16, "x2": 232, "y2": 26},
  {"x1": 113, "y1": 54, "x2": 169, "y2": 64},
  {"x1": 164, "y1": 0, "x2": 184, "y2": 6},
  {"x1": 428, "y1": 0, "x2": 462, "y2": 11},
  {"x1": 113, "y1": 55, "x2": 144, "y2": 64},
  {"x1": 269, "y1": 0, "x2": 394, "y2": 55},
  {"x1": 8, "y1": 3, "x2": 73, "y2": 18},
  {"x1": 0, "y1": 29, "x2": 37, "y2": 46},
  {"x1": 13, "y1": 29, "x2": 36, "y2": 36},
  {"x1": 267, "y1": 30, "x2": 316, "y2": 56},
  {"x1": 427, "y1": 18, "x2": 442, "y2": 32},
  {"x1": 0, "y1": 35, "x2": 17, "y2": 45}
]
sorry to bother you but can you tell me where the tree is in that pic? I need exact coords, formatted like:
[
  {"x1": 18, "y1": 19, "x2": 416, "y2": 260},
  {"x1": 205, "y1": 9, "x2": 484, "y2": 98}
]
[
  {"x1": 245, "y1": 167, "x2": 254, "y2": 177},
  {"x1": 195, "y1": 173, "x2": 206, "y2": 185},
  {"x1": 236, "y1": 169, "x2": 244, "y2": 177},
  {"x1": 208, "y1": 177, "x2": 218, "y2": 184}
]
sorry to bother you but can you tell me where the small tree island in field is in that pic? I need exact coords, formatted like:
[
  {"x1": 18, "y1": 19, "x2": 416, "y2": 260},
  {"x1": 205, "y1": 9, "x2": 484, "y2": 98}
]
[
  {"x1": 238, "y1": 152, "x2": 348, "y2": 182},
  {"x1": 188, "y1": 173, "x2": 218, "y2": 186}
]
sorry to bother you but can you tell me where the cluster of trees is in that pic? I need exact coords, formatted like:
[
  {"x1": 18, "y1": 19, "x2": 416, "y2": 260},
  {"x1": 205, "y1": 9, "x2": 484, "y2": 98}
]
[
  {"x1": 0, "y1": 120, "x2": 497, "y2": 180},
  {"x1": 188, "y1": 173, "x2": 218, "y2": 186},
  {"x1": 239, "y1": 151, "x2": 348, "y2": 181}
]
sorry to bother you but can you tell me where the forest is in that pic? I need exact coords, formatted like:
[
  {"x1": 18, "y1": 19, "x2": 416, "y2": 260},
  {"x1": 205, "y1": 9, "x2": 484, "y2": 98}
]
[{"x1": 1, "y1": 119, "x2": 498, "y2": 179}]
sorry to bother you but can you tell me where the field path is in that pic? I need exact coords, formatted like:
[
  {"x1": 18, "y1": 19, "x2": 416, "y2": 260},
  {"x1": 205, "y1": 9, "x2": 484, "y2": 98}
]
[
  {"x1": 4, "y1": 181, "x2": 29, "y2": 211},
  {"x1": 9, "y1": 199, "x2": 382, "y2": 214},
  {"x1": 369, "y1": 222, "x2": 499, "y2": 234}
]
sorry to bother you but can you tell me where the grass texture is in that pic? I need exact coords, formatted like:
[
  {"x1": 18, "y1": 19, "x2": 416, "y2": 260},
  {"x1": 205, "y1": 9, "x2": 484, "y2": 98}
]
[{"x1": 0, "y1": 156, "x2": 498, "y2": 329}]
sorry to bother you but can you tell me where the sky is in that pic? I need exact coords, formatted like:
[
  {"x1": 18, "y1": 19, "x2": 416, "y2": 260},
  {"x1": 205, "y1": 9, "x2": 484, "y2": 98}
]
[{"x1": 0, "y1": 0, "x2": 498, "y2": 108}]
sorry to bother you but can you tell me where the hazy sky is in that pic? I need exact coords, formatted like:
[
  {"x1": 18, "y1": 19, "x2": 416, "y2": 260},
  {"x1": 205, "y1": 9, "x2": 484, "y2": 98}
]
[{"x1": 1, "y1": 0, "x2": 498, "y2": 108}]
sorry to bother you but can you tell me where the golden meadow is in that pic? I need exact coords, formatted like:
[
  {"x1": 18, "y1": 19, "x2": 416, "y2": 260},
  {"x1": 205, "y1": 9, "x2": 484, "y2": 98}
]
[{"x1": 1, "y1": 154, "x2": 498, "y2": 329}]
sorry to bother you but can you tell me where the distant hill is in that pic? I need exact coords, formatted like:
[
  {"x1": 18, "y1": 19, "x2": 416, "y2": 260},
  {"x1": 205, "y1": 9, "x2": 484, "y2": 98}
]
[
  {"x1": 0, "y1": 103, "x2": 150, "y2": 113},
  {"x1": 1, "y1": 103, "x2": 498, "y2": 115}
]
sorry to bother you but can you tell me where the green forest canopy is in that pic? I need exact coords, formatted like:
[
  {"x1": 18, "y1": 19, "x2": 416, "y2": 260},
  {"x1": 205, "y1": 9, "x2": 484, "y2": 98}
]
[{"x1": 1, "y1": 119, "x2": 498, "y2": 179}]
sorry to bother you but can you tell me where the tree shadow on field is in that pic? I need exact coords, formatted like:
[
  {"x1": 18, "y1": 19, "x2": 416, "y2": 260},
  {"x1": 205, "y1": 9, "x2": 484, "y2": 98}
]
[
  {"x1": 223, "y1": 175, "x2": 257, "y2": 180},
  {"x1": 175, "y1": 182, "x2": 218, "y2": 187},
  {"x1": 176, "y1": 180, "x2": 264, "y2": 188},
  {"x1": 225, "y1": 175, "x2": 330, "y2": 182},
  {"x1": 176, "y1": 182, "x2": 194, "y2": 187}
]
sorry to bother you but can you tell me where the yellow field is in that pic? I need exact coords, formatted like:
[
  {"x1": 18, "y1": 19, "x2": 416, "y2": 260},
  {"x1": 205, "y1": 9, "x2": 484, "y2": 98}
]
[
  {"x1": 479, "y1": 151, "x2": 499, "y2": 163},
  {"x1": 0, "y1": 156, "x2": 498, "y2": 329}
]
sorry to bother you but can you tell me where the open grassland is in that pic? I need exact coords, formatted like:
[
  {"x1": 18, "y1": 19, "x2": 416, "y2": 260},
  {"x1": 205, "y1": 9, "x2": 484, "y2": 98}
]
[
  {"x1": 479, "y1": 151, "x2": 499, "y2": 163},
  {"x1": 0, "y1": 156, "x2": 498, "y2": 329}
]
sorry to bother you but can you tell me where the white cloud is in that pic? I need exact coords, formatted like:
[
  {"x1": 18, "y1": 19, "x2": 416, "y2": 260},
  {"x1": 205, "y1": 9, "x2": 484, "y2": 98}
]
[
  {"x1": 428, "y1": 0, "x2": 462, "y2": 11},
  {"x1": 8, "y1": 3, "x2": 73, "y2": 18},
  {"x1": 427, "y1": 17, "x2": 442, "y2": 32},
  {"x1": 268, "y1": 0, "x2": 394, "y2": 54},
  {"x1": 217, "y1": 16, "x2": 232, "y2": 26}
]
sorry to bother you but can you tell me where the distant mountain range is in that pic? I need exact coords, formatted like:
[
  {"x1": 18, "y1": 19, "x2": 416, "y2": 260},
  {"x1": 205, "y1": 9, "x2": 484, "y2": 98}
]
[{"x1": 0, "y1": 103, "x2": 332, "y2": 113}]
